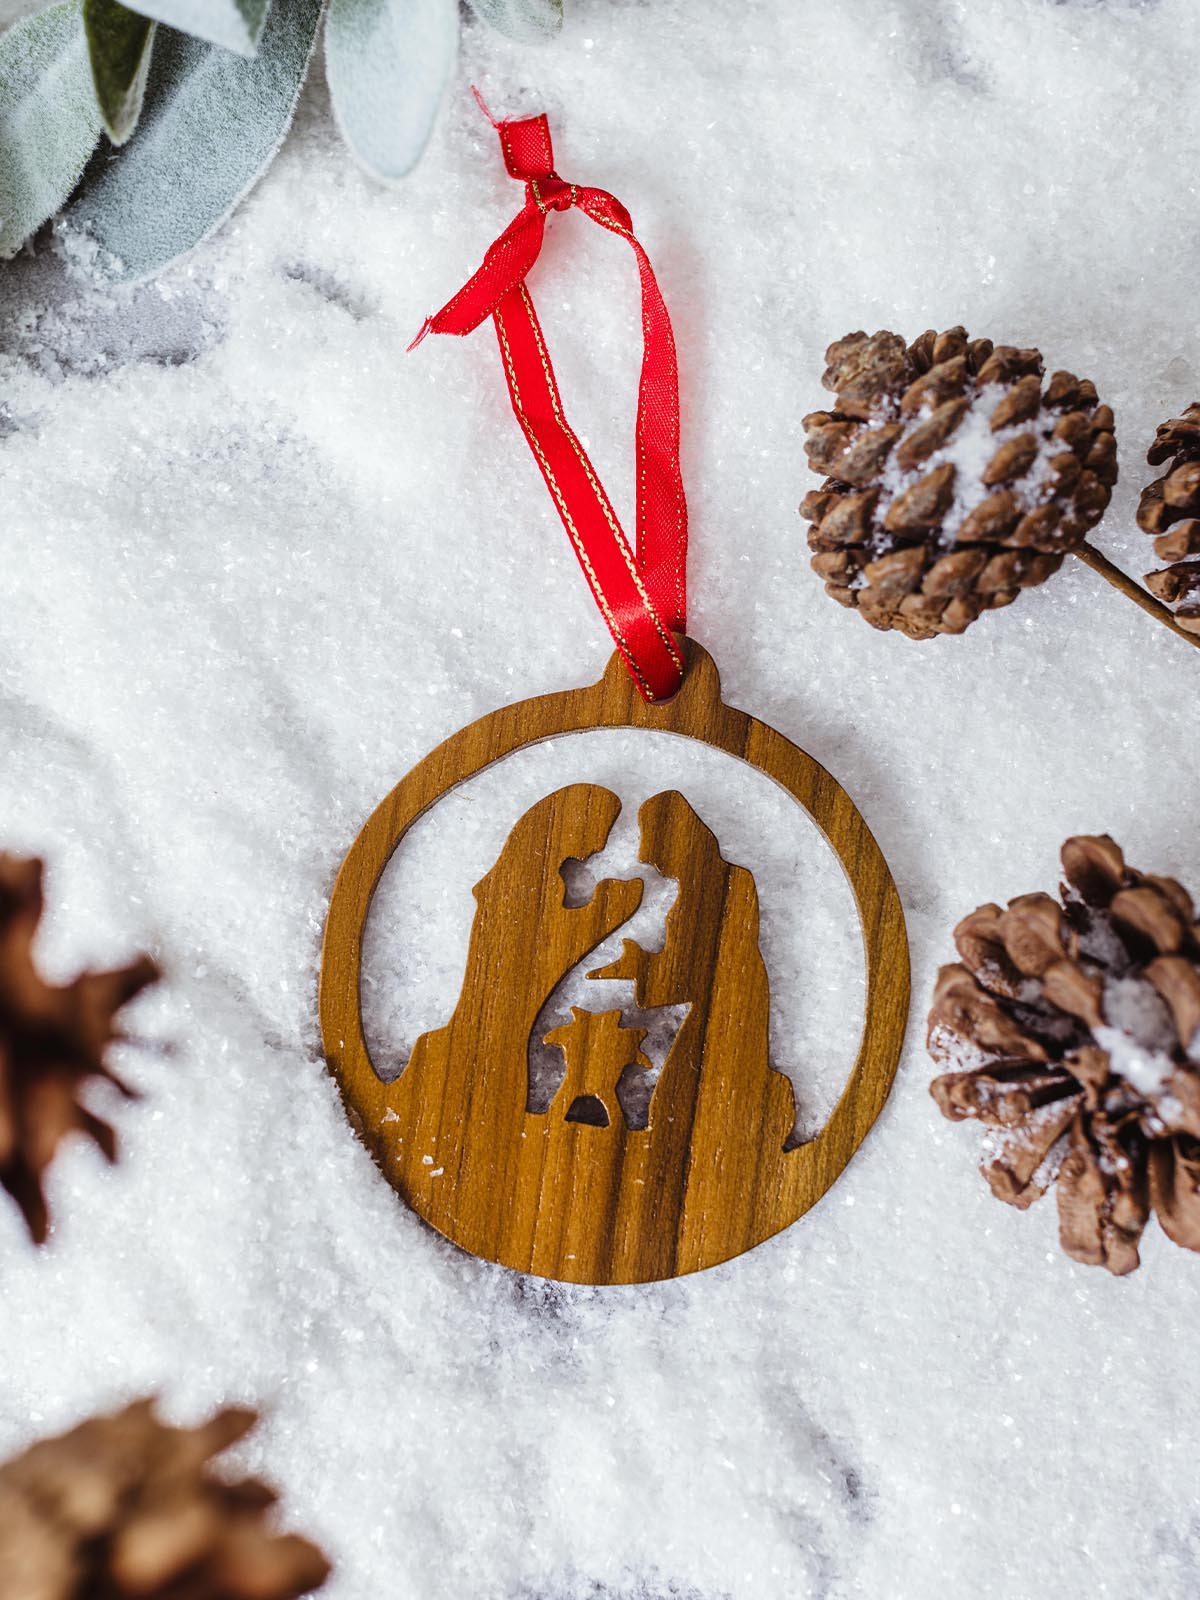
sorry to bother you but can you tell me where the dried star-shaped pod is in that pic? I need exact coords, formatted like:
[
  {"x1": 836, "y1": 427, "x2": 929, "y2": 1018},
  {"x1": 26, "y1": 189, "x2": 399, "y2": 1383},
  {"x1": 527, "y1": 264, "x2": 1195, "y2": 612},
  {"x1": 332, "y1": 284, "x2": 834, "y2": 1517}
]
[
  {"x1": 801, "y1": 327, "x2": 1117, "y2": 638},
  {"x1": 1136, "y1": 401, "x2": 1200, "y2": 633},
  {"x1": 929, "y1": 835, "x2": 1200, "y2": 1275},
  {"x1": 0, "y1": 1400, "x2": 330, "y2": 1600},
  {"x1": 0, "y1": 855, "x2": 159, "y2": 1243}
]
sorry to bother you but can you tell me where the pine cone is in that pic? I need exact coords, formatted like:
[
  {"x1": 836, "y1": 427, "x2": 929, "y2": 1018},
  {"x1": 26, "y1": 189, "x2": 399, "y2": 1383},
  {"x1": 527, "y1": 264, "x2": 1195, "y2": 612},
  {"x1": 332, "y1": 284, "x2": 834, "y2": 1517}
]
[
  {"x1": 1135, "y1": 402, "x2": 1200, "y2": 633},
  {"x1": 801, "y1": 328, "x2": 1117, "y2": 638},
  {"x1": 929, "y1": 835, "x2": 1200, "y2": 1275},
  {"x1": 0, "y1": 856, "x2": 158, "y2": 1244},
  {"x1": 0, "y1": 1400, "x2": 330, "y2": 1600}
]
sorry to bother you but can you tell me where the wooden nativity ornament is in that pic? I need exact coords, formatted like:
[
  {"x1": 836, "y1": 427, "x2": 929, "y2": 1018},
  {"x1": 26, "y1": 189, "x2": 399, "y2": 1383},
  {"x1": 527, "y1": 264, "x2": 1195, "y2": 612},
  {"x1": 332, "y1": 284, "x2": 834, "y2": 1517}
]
[
  {"x1": 319, "y1": 108, "x2": 910, "y2": 1284},
  {"x1": 321, "y1": 643, "x2": 909, "y2": 1284}
]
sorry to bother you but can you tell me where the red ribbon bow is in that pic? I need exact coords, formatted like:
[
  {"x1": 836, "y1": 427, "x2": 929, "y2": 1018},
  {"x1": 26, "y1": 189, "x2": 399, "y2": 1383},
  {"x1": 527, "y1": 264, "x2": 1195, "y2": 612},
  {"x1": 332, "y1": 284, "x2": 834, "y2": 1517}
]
[{"x1": 412, "y1": 99, "x2": 688, "y2": 701}]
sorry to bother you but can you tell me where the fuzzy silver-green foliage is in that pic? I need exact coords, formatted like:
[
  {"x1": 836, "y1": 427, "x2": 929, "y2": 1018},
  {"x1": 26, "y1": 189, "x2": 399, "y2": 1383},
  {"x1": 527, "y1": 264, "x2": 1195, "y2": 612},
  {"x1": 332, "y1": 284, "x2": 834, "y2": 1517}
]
[
  {"x1": 0, "y1": 0, "x2": 565, "y2": 280},
  {"x1": 465, "y1": 0, "x2": 562, "y2": 44},
  {"x1": 123, "y1": 0, "x2": 268, "y2": 57},
  {"x1": 83, "y1": 0, "x2": 155, "y2": 143},
  {"x1": 61, "y1": 0, "x2": 319, "y2": 282},
  {"x1": 326, "y1": 0, "x2": 458, "y2": 182},
  {"x1": 0, "y1": 0, "x2": 100, "y2": 258}
]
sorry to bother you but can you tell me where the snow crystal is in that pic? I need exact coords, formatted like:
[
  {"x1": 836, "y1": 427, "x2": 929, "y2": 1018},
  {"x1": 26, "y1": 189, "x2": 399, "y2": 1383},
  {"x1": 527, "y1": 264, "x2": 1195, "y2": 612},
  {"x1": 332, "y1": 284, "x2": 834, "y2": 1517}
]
[
  {"x1": 1095, "y1": 973, "x2": 1179, "y2": 1098},
  {"x1": 927, "y1": 1021, "x2": 995, "y2": 1075},
  {"x1": 1076, "y1": 904, "x2": 1133, "y2": 972},
  {"x1": 4, "y1": 2, "x2": 1200, "y2": 1598},
  {"x1": 877, "y1": 381, "x2": 1066, "y2": 550},
  {"x1": 1029, "y1": 1132, "x2": 1071, "y2": 1195},
  {"x1": 979, "y1": 1101, "x2": 1073, "y2": 1193},
  {"x1": 1093, "y1": 1023, "x2": 1176, "y2": 1096},
  {"x1": 1103, "y1": 973, "x2": 1177, "y2": 1053}
]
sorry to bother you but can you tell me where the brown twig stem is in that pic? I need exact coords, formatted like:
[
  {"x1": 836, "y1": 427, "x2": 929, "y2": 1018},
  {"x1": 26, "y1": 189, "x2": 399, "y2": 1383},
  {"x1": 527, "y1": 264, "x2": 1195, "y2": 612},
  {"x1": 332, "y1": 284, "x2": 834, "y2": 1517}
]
[{"x1": 1075, "y1": 541, "x2": 1200, "y2": 651}]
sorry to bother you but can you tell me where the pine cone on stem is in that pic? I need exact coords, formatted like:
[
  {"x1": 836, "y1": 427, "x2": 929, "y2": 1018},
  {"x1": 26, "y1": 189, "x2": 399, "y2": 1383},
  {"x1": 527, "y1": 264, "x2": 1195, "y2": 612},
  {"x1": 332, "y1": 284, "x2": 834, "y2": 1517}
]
[
  {"x1": 0, "y1": 1399, "x2": 330, "y2": 1600},
  {"x1": 929, "y1": 836, "x2": 1200, "y2": 1275},
  {"x1": 1136, "y1": 402, "x2": 1200, "y2": 633},
  {"x1": 801, "y1": 328, "x2": 1117, "y2": 637},
  {"x1": 0, "y1": 855, "x2": 159, "y2": 1244}
]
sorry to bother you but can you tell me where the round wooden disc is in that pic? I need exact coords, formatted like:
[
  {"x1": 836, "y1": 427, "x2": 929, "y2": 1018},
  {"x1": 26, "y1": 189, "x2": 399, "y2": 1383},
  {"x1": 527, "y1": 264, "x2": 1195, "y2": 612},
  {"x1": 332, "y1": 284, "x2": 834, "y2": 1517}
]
[{"x1": 320, "y1": 639, "x2": 910, "y2": 1284}]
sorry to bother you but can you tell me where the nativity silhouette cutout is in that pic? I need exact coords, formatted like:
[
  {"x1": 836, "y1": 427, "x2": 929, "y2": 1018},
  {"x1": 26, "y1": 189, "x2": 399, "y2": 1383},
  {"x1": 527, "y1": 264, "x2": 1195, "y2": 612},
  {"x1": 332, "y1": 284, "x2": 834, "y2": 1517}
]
[{"x1": 377, "y1": 783, "x2": 803, "y2": 1282}]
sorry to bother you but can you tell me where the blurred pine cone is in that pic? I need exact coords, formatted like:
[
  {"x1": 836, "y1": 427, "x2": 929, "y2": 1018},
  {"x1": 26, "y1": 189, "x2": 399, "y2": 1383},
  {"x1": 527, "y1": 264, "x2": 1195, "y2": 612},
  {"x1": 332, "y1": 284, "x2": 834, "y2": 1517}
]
[
  {"x1": 801, "y1": 328, "x2": 1117, "y2": 638},
  {"x1": 1135, "y1": 402, "x2": 1200, "y2": 633},
  {"x1": 0, "y1": 1400, "x2": 329, "y2": 1600},
  {"x1": 0, "y1": 855, "x2": 158, "y2": 1244},
  {"x1": 929, "y1": 836, "x2": 1200, "y2": 1275}
]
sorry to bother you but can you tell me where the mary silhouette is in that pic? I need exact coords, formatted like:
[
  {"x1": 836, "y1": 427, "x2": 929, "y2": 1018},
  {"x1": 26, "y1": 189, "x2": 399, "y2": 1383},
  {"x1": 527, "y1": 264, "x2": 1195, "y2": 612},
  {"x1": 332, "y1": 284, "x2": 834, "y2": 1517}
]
[{"x1": 381, "y1": 782, "x2": 797, "y2": 1281}]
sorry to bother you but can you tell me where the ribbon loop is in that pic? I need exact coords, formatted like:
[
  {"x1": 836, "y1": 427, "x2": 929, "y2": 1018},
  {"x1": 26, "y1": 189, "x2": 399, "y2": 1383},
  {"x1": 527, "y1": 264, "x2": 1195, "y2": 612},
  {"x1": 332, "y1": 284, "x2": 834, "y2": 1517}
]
[
  {"x1": 413, "y1": 103, "x2": 688, "y2": 702},
  {"x1": 496, "y1": 109, "x2": 555, "y2": 181}
]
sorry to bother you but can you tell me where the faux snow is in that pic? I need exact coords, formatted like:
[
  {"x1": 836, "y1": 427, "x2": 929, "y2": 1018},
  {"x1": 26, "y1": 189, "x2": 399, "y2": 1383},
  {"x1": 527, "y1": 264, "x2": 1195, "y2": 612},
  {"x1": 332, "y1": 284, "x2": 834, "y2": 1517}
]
[
  {"x1": 1095, "y1": 975, "x2": 1178, "y2": 1104},
  {"x1": 874, "y1": 382, "x2": 1068, "y2": 559},
  {"x1": 2, "y1": 2, "x2": 1200, "y2": 1596}
]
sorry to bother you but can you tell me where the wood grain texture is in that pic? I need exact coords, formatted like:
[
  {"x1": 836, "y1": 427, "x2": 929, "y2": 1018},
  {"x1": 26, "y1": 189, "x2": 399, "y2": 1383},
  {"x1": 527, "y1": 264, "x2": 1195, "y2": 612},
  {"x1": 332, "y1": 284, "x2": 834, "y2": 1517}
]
[{"x1": 320, "y1": 639, "x2": 910, "y2": 1284}]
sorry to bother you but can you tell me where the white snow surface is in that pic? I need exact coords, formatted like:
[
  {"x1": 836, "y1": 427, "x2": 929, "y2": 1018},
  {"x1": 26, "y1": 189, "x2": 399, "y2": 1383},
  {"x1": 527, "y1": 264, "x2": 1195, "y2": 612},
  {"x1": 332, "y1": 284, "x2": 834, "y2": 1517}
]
[{"x1": 3, "y1": 2, "x2": 1200, "y2": 1596}]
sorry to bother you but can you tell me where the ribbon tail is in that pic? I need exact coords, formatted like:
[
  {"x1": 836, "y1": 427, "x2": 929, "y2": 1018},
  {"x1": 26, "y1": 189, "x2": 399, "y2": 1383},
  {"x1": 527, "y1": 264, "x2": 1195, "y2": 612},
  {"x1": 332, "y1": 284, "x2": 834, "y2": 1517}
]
[
  {"x1": 415, "y1": 204, "x2": 546, "y2": 344},
  {"x1": 632, "y1": 240, "x2": 687, "y2": 632},
  {"x1": 492, "y1": 282, "x2": 684, "y2": 702},
  {"x1": 579, "y1": 189, "x2": 687, "y2": 633}
]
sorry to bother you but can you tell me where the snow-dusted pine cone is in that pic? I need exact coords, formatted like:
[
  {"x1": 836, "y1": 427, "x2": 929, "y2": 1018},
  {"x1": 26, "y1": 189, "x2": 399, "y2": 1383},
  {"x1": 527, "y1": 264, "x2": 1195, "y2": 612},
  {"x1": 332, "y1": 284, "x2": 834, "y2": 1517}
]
[
  {"x1": 929, "y1": 836, "x2": 1200, "y2": 1275},
  {"x1": 801, "y1": 328, "x2": 1117, "y2": 638},
  {"x1": 0, "y1": 855, "x2": 158, "y2": 1244},
  {"x1": 1135, "y1": 403, "x2": 1200, "y2": 633},
  {"x1": 0, "y1": 1400, "x2": 329, "y2": 1600}
]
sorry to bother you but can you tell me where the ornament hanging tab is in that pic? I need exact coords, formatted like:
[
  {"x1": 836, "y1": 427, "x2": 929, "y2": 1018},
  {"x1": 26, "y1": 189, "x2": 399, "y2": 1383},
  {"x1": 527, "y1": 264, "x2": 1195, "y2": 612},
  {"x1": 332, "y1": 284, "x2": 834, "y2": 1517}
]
[{"x1": 411, "y1": 96, "x2": 688, "y2": 703}]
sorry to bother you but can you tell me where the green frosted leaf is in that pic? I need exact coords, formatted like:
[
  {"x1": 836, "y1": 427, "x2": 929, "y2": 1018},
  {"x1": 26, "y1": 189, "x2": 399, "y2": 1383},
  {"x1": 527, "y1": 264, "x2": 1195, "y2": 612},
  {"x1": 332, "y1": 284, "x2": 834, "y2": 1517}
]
[
  {"x1": 119, "y1": 0, "x2": 270, "y2": 57},
  {"x1": 466, "y1": 0, "x2": 562, "y2": 44},
  {"x1": 84, "y1": 0, "x2": 156, "y2": 144},
  {"x1": 0, "y1": 0, "x2": 102, "y2": 258},
  {"x1": 326, "y1": 0, "x2": 457, "y2": 182},
  {"x1": 60, "y1": 0, "x2": 318, "y2": 282}
]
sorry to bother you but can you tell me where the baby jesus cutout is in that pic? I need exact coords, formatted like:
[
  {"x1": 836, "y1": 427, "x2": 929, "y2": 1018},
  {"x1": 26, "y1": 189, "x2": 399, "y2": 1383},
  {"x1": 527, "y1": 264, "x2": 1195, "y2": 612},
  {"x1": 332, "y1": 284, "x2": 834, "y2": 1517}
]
[{"x1": 543, "y1": 1008, "x2": 653, "y2": 1129}]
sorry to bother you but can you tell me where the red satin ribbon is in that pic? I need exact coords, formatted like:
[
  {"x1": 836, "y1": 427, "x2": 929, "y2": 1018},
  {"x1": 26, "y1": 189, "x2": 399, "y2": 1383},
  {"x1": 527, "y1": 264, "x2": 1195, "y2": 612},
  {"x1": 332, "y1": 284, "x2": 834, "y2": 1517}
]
[{"x1": 411, "y1": 100, "x2": 688, "y2": 702}]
